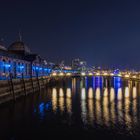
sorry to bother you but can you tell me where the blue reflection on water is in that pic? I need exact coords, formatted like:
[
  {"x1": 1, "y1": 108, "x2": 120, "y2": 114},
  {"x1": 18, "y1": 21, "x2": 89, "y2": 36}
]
[
  {"x1": 34, "y1": 109, "x2": 36, "y2": 113},
  {"x1": 36, "y1": 101, "x2": 52, "y2": 119},
  {"x1": 113, "y1": 77, "x2": 122, "y2": 94},
  {"x1": 92, "y1": 77, "x2": 95, "y2": 89},
  {"x1": 33, "y1": 77, "x2": 139, "y2": 137},
  {"x1": 87, "y1": 77, "x2": 94, "y2": 88},
  {"x1": 95, "y1": 76, "x2": 103, "y2": 89},
  {"x1": 45, "y1": 101, "x2": 52, "y2": 110},
  {"x1": 85, "y1": 77, "x2": 88, "y2": 88},
  {"x1": 39, "y1": 103, "x2": 45, "y2": 115},
  {"x1": 38, "y1": 102, "x2": 45, "y2": 119}
]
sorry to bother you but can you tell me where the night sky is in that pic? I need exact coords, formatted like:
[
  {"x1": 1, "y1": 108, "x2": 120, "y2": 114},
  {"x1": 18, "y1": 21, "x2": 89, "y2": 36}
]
[{"x1": 0, "y1": 0, "x2": 140, "y2": 69}]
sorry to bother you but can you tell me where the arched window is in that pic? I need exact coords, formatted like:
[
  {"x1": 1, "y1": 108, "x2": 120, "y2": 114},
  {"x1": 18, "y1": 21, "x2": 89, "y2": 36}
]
[
  {"x1": 18, "y1": 62, "x2": 20, "y2": 73},
  {"x1": 13, "y1": 61, "x2": 17, "y2": 78},
  {"x1": 21, "y1": 63, "x2": 24, "y2": 74},
  {"x1": 8, "y1": 60, "x2": 11, "y2": 73},
  {"x1": 25, "y1": 63, "x2": 28, "y2": 75},
  {"x1": 3, "y1": 59, "x2": 6, "y2": 73}
]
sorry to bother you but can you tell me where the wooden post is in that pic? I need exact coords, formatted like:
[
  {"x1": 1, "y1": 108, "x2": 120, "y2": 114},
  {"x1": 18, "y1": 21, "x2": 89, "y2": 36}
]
[
  {"x1": 42, "y1": 76, "x2": 45, "y2": 87},
  {"x1": 30, "y1": 62, "x2": 35, "y2": 92},
  {"x1": 37, "y1": 73, "x2": 41, "y2": 91},
  {"x1": 31, "y1": 76, "x2": 34, "y2": 92},
  {"x1": 9, "y1": 73, "x2": 16, "y2": 101},
  {"x1": 46, "y1": 76, "x2": 49, "y2": 88},
  {"x1": 22, "y1": 73, "x2": 27, "y2": 96},
  {"x1": 45, "y1": 77, "x2": 47, "y2": 87}
]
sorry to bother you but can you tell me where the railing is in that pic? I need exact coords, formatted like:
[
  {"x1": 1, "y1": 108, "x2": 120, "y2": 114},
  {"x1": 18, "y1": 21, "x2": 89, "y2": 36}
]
[{"x1": 50, "y1": 71, "x2": 140, "y2": 80}]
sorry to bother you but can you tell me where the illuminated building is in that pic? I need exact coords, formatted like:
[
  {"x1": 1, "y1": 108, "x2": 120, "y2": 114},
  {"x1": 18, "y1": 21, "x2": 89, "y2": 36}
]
[
  {"x1": 0, "y1": 38, "x2": 51, "y2": 79},
  {"x1": 72, "y1": 58, "x2": 87, "y2": 71}
]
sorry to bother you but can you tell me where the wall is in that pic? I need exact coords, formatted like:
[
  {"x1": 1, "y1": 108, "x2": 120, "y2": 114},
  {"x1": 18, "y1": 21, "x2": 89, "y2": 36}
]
[{"x1": 0, "y1": 77, "x2": 50, "y2": 104}]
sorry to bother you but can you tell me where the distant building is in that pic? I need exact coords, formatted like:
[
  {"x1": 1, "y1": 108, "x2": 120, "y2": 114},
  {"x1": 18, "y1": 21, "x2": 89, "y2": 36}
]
[{"x1": 71, "y1": 58, "x2": 87, "y2": 71}]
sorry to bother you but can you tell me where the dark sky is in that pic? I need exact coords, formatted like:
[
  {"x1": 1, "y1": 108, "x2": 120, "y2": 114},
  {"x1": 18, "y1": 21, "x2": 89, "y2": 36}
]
[{"x1": 0, "y1": 0, "x2": 140, "y2": 69}]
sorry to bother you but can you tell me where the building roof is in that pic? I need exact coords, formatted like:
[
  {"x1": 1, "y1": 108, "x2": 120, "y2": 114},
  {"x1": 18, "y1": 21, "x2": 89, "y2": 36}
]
[
  {"x1": 0, "y1": 39, "x2": 7, "y2": 51},
  {"x1": 0, "y1": 44, "x2": 7, "y2": 51},
  {"x1": 24, "y1": 54, "x2": 45, "y2": 64},
  {"x1": 8, "y1": 41, "x2": 31, "y2": 54}
]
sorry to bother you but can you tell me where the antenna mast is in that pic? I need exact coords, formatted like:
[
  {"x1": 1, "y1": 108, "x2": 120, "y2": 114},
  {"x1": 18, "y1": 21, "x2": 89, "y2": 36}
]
[{"x1": 18, "y1": 30, "x2": 22, "y2": 41}]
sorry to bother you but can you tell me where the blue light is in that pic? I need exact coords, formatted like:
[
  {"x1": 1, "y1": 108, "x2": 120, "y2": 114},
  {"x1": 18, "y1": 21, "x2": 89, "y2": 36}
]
[
  {"x1": 95, "y1": 76, "x2": 103, "y2": 88},
  {"x1": 92, "y1": 76, "x2": 95, "y2": 89},
  {"x1": 35, "y1": 67, "x2": 39, "y2": 70},
  {"x1": 39, "y1": 102, "x2": 45, "y2": 119},
  {"x1": 39, "y1": 103, "x2": 44, "y2": 113},
  {"x1": 45, "y1": 101, "x2": 52, "y2": 110},
  {"x1": 20, "y1": 66, "x2": 24, "y2": 69},
  {"x1": 114, "y1": 69, "x2": 120, "y2": 75},
  {"x1": 114, "y1": 76, "x2": 121, "y2": 82},
  {"x1": 4, "y1": 64, "x2": 11, "y2": 68},
  {"x1": 39, "y1": 67, "x2": 42, "y2": 70},
  {"x1": 113, "y1": 77, "x2": 122, "y2": 93},
  {"x1": 18, "y1": 65, "x2": 24, "y2": 69},
  {"x1": 85, "y1": 77, "x2": 88, "y2": 88}
]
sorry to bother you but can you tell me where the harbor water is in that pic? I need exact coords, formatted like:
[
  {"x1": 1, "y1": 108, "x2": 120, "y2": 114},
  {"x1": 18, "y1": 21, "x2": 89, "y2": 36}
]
[{"x1": 0, "y1": 77, "x2": 140, "y2": 140}]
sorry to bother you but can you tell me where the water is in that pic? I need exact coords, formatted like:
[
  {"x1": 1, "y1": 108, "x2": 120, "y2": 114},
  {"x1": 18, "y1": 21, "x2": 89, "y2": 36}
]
[{"x1": 0, "y1": 77, "x2": 140, "y2": 140}]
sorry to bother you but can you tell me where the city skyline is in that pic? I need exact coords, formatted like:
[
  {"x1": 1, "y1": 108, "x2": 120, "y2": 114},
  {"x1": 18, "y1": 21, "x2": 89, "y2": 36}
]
[{"x1": 0, "y1": 0, "x2": 140, "y2": 69}]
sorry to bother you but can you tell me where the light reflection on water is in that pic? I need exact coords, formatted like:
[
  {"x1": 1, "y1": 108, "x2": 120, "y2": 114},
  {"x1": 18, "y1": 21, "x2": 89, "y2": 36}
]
[
  {"x1": 88, "y1": 88, "x2": 93, "y2": 99},
  {"x1": 49, "y1": 77, "x2": 139, "y2": 130},
  {"x1": 103, "y1": 91, "x2": 109, "y2": 126},
  {"x1": 110, "y1": 87, "x2": 115, "y2": 102},
  {"x1": 1, "y1": 77, "x2": 140, "y2": 139},
  {"x1": 52, "y1": 88, "x2": 57, "y2": 112},
  {"x1": 95, "y1": 88, "x2": 101, "y2": 100},
  {"x1": 133, "y1": 87, "x2": 137, "y2": 99},
  {"x1": 59, "y1": 88, "x2": 64, "y2": 112},
  {"x1": 81, "y1": 88, "x2": 87, "y2": 124},
  {"x1": 66, "y1": 88, "x2": 72, "y2": 115},
  {"x1": 66, "y1": 88, "x2": 71, "y2": 98},
  {"x1": 117, "y1": 88, "x2": 122, "y2": 100}
]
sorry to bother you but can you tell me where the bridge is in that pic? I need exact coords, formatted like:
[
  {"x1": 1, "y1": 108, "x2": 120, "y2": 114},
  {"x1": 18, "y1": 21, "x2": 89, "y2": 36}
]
[{"x1": 50, "y1": 71, "x2": 140, "y2": 80}]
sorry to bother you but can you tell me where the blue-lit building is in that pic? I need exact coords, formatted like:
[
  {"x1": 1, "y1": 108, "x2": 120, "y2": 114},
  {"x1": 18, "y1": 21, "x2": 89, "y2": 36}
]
[{"x1": 0, "y1": 39, "x2": 51, "y2": 80}]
